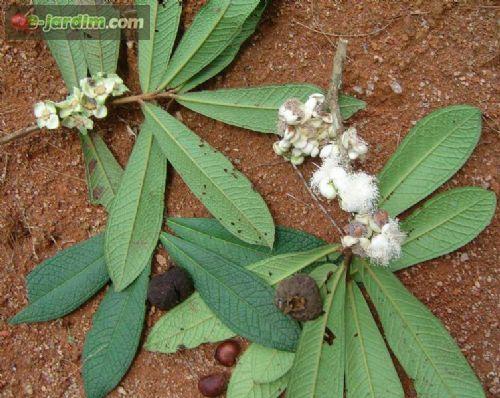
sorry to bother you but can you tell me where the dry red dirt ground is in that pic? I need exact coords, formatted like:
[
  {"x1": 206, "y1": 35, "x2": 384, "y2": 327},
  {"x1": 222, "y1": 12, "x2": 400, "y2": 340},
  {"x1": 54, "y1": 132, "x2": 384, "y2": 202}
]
[{"x1": 1, "y1": 1, "x2": 499, "y2": 397}]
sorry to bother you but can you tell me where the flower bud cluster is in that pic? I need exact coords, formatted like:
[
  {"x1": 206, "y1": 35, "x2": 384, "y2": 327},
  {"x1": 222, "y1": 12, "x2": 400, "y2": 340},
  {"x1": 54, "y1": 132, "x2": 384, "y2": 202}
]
[
  {"x1": 341, "y1": 210, "x2": 406, "y2": 266},
  {"x1": 273, "y1": 94, "x2": 334, "y2": 165},
  {"x1": 34, "y1": 73, "x2": 128, "y2": 134}
]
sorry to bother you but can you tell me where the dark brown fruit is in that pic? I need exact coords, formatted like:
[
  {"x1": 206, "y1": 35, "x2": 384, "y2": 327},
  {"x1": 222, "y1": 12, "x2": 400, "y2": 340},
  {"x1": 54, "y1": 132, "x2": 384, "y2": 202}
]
[
  {"x1": 198, "y1": 373, "x2": 228, "y2": 397},
  {"x1": 214, "y1": 340, "x2": 241, "y2": 367},
  {"x1": 147, "y1": 266, "x2": 194, "y2": 310},
  {"x1": 345, "y1": 221, "x2": 368, "y2": 238},
  {"x1": 275, "y1": 274, "x2": 323, "y2": 322}
]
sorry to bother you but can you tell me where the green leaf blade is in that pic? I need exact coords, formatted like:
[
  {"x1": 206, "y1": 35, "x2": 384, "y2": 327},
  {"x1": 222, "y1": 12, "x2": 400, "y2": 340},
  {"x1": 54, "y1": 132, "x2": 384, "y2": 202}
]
[
  {"x1": 159, "y1": 0, "x2": 259, "y2": 89},
  {"x1": 227, "y1": 344, "x2": 289, "y2": 398},
  {"x1": 362, "y1": 265, "x2": 485, "y2": 398},
  {"x1": 287, "y1": 264, "x2": 346, "y2": 398},
  {"x1": 80, "y1": 132, "x2": 123, "y2": 211},
  {"x1": 167, "y1": 218, "x2": 325, "y2": 266},
  {"x1": 143, "y1": 103, "x2": 274, "y2": 247},
  {"x1": 105, "y1": 126, "x2": 167, "y2": 291},
  {"x1": 345, "y1": 281, "x2": 404, "y2": 398},
  {"x1": 378, "y1": 105, "x2": 482, "y2": 217},
  {"x1": 179, "y1": 1, "x2": 267, "y2": 93},
  {"x1": 136, "y1": 0, "x2": 181, "y2": 93},
  {"x1": 145, "y1": 292, "x2": 234, "y2": 354},
  {"x1": 247, "y1": 244, "x2": 340, "y2": 285},
  {"x1": 391, "y1": 187, "x2": 496, "y2": 271},
  {"x1": 160, "y1": 234, "x2": 300, "y2": 352},
  {"x1": 10, "y1": 234, "x2": 108, "y2": 324},
  {"x1": 82, "y1": 267, "x2": 149, "y2": 398},
  {"x1": 34, "y1": 0, "x2": 87, "y2": 91},
  {"x1": 80, "y1": 1, "x2": 121, "y2": 75},
  {"x1": 176, "y1": 85, "x2": 365, "y2": 133}
]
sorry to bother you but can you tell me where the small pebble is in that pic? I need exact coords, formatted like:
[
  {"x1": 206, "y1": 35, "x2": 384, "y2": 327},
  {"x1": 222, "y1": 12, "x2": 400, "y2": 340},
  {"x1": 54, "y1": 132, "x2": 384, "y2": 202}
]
[{"x1": 390, "y1": 80, "x2": 403, "y2": 94}]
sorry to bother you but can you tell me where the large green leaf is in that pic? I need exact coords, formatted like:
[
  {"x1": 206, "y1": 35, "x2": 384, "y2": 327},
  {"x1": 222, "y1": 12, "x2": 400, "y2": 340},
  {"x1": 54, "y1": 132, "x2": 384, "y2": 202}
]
[
  {"x1": 34, "y1": 0, "x2": 87, "y2": 90},
  {"x1": 145, "y1": 293, "x2": 234, "y2": 354},
  {"x1": 345, "y1": 281, "x2": 403, "y2": 398},
  {"x1": 227, "y1": 344, "x2": 289, "y2": 398},
  {"x1": 143, "y1": 102, "x2": 274, "y2": 247},
  {"x1": 136, "y1": 0, "x2": 181, "y2": 93},
  {"x1": 286, "y1": 263, "x2": 346, "y2": 398},
  {"x1": 82, "y1": 267, "x2": 149, "y2": 398},
  {"x1": 391, "y1": 187, "x2": 496, "y2": 271},
  {"x1": 80, "y1": 132, "x2": 123, "y2": 211},
  {"x1": 158, "y1": 0, "x2": 259, "y2": 90},
  {"x1": 249, "y1": 344, "x2": 294, "y2": 384},
  {"x1": 10, "y1": 234, "x2": 108, "y2": 324},
  {"x1": 179, "y1": 1, "x2": 267, "y2": 93},
  {"x1": 362, "y1": 264, "x2": 485, "y2": 398},
  {"x1": 247, "y1": 244, "x2": 340, "y2": 285},
  {"x1": 160, "y1": 234, "x2": 300, "y2": 351},
  {"x1": 167, "y1": 218, "x2": 325, "y2": 266},
  {"x1": 79, "y1": 0, "x2": 121, "y2": 75},
  {"x1": 105, "y1": 126, "x2": 167, "y2": 291},
  {"x1": 378, "y1": 105, "x2": 482, "y2": 217},
  {"x1": 176, "y1": 85, "x2": 365, "y2": 133}
]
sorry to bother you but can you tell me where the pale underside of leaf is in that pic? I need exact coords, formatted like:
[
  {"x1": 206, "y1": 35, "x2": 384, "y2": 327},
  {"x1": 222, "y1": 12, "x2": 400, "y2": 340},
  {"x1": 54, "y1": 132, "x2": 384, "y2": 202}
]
[
  {"x1": 176, "y1": 85, "x2": 365, "y2": 133},
  {"x1": 10, "y1": 234, "x2": 108, "y2": 324},
  {"x1": 362, "y1": 264, "x2": 485, "y2": 398},
  {"x1": 246, "y1": 244, "x2": 340, "y2": 285},
  {"x1": 105, "y1": 126, "x2": 167, "y2": 291},
  {"x1": 142, "y1": 102, "x2": 274, "y2": 247},
  {"x1": 160, "y1": 234, "x2": 300, "y2": 352},
  {"x1": 80, "y1": 132, "x2": 123, "y2": 211},
  {"x1": 34, "y1": 0, "x2": 87, "y2": 90},
  {"x1": 227, "y1": 344, "x2": 289, "y2": 398},
  {"x1": 249, "y1": 344, "x2": 295, "y2": 384},
  {"x1": 136, "y1": 0, "x2": 181, "y2": 93},
  {"x1": 378, "y1": 105, "x2": 481, "y2": 217},
  {"x1": 390, "y1": 187, "x2": 496, "y2": 271},
  {"x1": 78, "y1": 0, "x2": 121, "y2": 75},
  {"x1": 145, "y1": 292, "x2": 234, "y2": 353},
  {"x1": 345, "y1": 281, "x2": 404, "y2": 398},
  {"x1": 159, "y1": 0, "x2": 259, "y2": 90},
  {"x1": 179, "y1": 1, "x2": 267, "y2": 93},
  {"x1": 286, "y1": 264, "x2": 346, "y2": 398},
  {"x1": 82, "y1": 266, "x2": 149, "y2": 398}
]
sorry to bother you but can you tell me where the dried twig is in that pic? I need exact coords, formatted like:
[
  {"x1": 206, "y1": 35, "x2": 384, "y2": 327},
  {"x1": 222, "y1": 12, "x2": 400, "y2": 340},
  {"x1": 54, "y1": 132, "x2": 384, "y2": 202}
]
[
  {"x1": 0, "y1": 125, "x2": 39, "y2": 146},
  {"x1": 325, "y1": 38, "x2": 348, "y2": 135}
]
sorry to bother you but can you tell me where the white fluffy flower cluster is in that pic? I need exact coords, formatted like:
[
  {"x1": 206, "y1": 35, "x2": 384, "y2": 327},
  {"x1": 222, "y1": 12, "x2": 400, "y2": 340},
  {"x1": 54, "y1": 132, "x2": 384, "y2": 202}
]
[
  {"x1": 34, "y1": 73, "x2": 128, "y2": 134},
  {"x1": 341, "y1": 210, "x2": 406, "y2": 266},
  {"x1": 273, "y1": 94, "x2": 334, "y2": 165}
]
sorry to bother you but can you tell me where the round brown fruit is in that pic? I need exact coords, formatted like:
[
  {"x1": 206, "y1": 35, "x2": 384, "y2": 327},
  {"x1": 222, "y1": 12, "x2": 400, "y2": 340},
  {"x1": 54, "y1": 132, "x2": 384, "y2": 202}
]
[
  {"x1": 214, "y1": 340, "x2": 241, "y2": 367},
  {"x1": 198, "y1": 373, "x2": 228, "y2": 397},
  {"x1": 275, "y1": 274, "x2": 323, "y2": 321},
  {"x1": 147, "y1": 266, "x2": 194, "y2": 310}
]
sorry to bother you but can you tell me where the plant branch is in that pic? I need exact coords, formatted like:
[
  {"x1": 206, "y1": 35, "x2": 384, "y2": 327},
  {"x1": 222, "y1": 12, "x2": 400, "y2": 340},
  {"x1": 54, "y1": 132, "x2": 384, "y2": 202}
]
[
  {"x1": 291, "y1": 163, "x2": 343, "y2": 235},
  {"x1": 0, "y1": 125, "x2": 39, "y2": 146},
  {"x1": 325, "y1": 38, "x2": 348, "y2": 136}
]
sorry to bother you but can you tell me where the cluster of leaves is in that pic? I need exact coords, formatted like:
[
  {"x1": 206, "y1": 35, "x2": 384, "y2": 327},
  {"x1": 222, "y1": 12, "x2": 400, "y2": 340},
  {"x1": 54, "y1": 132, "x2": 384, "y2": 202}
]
[{"x1": 10, "y1": 1, "x2": 496, "y2": 398}]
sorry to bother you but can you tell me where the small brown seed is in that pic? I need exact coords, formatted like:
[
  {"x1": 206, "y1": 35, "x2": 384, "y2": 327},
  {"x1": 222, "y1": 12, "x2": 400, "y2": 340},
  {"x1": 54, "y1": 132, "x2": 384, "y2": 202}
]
[
  {"x1": 214, "y1": 340, "x2": 241, "y2": 367},
  {"x1": 373, "y1": 209, "x2": 389, "y2": 227},
  {"x1": 198, "y1": 373, "x2": 228, "y2": 397}
]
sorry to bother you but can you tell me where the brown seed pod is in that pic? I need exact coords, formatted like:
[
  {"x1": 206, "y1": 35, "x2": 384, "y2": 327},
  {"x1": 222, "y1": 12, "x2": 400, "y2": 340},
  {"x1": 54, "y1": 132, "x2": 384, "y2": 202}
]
[
  {"x1": 275, "y1": 274, "x2": 323, "y2": 322},
  {"x1": 147, "y1": 266, "x2": 194, "y2": 310},
  {"x1": 373, "y1": 209, "x2": 389, "y2": 228},
  {"x1": 198, "y1": 373, "x2": 228, "y2": 397},
  {"x1": 214, "y1": 340, "x2": 241, "y2": 367}
]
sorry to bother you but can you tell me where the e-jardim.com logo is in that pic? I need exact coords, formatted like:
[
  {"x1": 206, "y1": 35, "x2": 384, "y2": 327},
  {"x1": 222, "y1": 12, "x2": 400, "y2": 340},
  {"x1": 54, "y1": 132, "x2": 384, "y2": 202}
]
[{"x1": 5, "y1": 3, "x2": 151, "y2": 40}]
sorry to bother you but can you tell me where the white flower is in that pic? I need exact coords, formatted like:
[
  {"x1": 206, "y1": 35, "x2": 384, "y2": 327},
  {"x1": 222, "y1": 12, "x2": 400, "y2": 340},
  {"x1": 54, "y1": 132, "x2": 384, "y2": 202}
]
[
  {"x1": 336, "y1": 171, "x2": 378, "y2": 213},
  {"x1": 341, "y1": 235, "x2": 359, "y2": 247},
  {"x1": 62, "y1": 113, "x2": 94, "y2": 134},
  {"x1": 366, "y1": 218, "x2": 406, "y2": 265},
  {"x1": 303, "y1": 93, "x2": 324, "y2": 119},
  {"x1": 34, "y1": 101, "x2": 59, "y2": 129},
  {"x1": 290, "y1": 155, "x2": 304, "y2": 165},
  {"x1": 81, "y1": 97, "x2": 108, "y2": 119},
  {"x1": 278, "y1": 98, "x2": 305, "y2": 125},
  {"x1": 320, "y1": 143, "x2": 341, "y2": 160},
  {"x1": 341, "y1": 127, "x2": 369, "y2": 160},
  {"x1": 57, "y1": 88, "x2": 84, "y2": 118},
  {"x1": 80, "y1": 75, "x2": 114, "y2": 104},
  {"x1": 105, "y1": 73, "x2": 128, "y2": 96},
  {"x1": 318, "y1": 179, "x2": 337, "y2": 199}
]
